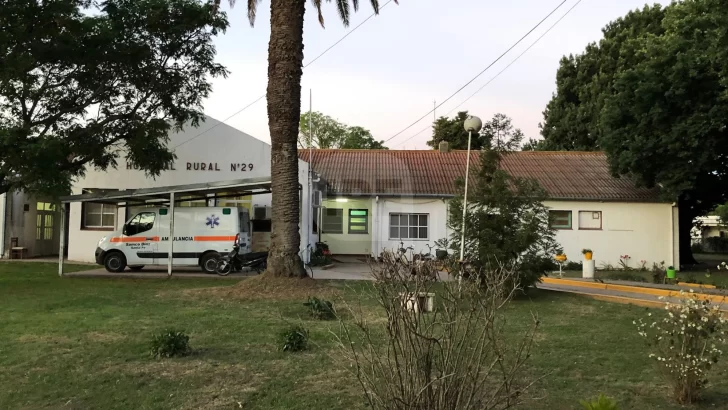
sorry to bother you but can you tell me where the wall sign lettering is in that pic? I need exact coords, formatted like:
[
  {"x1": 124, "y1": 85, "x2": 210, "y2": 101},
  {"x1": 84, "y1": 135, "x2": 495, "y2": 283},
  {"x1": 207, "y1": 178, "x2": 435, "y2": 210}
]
[{"x1": 126, "y1": 161, "x2": 256, "y2": 172}]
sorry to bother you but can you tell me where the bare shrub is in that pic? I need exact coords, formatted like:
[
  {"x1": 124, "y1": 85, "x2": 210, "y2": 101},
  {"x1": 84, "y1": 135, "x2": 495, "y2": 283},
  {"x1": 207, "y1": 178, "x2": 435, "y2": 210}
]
[{"x1": 338, "y1": 251, "x2": 539, "y2": 410}]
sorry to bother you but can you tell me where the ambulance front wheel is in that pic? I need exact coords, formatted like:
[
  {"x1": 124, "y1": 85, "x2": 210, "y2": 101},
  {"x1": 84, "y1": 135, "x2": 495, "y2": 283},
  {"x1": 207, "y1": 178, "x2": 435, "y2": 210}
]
[{"x1": 104, "y1": 252, "x2": 126, "y2": 273}]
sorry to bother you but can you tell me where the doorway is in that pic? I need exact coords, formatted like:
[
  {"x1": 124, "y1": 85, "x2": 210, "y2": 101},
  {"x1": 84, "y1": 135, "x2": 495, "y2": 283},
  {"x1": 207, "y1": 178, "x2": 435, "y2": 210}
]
[{"x1": 35, "y1": 202, "x2": 56, "y2": 256}]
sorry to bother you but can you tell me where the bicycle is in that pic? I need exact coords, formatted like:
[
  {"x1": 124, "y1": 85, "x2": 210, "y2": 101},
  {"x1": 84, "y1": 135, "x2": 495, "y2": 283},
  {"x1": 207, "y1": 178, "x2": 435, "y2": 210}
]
[{"x1": 396, "y1": 241, "x2": 414, "y2": 265}]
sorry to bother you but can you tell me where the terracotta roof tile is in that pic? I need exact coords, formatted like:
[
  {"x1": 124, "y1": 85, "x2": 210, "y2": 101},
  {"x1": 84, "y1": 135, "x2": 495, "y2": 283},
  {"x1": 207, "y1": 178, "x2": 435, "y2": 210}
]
[{"x1": 298, "y1": 149, "x2": 661, "y2": 202}]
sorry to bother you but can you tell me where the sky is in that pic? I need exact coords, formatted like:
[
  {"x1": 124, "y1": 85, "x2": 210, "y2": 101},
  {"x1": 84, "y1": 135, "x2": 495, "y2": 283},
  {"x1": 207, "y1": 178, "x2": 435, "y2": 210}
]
[{"x1": 201, "y1": 0, "x2": 669, "y2": 150}]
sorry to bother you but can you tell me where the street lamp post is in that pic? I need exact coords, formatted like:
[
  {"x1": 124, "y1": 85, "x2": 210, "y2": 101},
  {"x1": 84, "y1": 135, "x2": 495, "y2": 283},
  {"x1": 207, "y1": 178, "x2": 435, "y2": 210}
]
[{"x1": 460, "y1": 116, "x2": 482, "y2": 281}]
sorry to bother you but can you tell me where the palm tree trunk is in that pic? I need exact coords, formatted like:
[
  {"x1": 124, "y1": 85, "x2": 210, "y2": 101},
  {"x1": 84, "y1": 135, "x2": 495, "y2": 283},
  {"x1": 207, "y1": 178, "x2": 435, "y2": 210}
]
[{"x1": 265, "y1": 0, "x2": 307, "y2": 278}]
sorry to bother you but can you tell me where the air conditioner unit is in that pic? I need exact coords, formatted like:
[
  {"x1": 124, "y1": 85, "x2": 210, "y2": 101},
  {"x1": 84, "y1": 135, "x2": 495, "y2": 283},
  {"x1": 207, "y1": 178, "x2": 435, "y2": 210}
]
[
  {"x1": 312, "y1": 190, "x2": 323, "y2": 207},
  {"x1": 253, "y1": 205, "x2": 272, "y2": 220}
]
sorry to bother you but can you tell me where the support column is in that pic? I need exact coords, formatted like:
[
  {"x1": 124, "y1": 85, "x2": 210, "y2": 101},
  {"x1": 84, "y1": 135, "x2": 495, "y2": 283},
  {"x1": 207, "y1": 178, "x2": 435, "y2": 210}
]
[
  {"x1": 0, "y1": 193, "x2": 6, "y2": 259},
  {"x1": 168, "y1": 192, "x2": 175, "y2": 277},
  {"x1": 58, "y1": 203, "x2": 66, "y2": 277}
]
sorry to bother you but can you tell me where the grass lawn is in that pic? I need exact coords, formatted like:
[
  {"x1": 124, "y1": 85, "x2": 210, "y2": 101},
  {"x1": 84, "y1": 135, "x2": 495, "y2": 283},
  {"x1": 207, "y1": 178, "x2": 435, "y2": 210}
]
[{"x1": 2, "y1": 262, "x2": 728, "y2": 409}]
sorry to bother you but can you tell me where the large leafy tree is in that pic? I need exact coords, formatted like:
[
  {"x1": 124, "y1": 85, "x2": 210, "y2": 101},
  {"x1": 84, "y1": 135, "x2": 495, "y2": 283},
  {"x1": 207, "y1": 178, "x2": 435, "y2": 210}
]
[
  {"x1": 427, "y1": 112, "x2": 525, "y2": 152},
  {"x1": 600, "y1": 0, "x2": 728, "y2": 265},
  {"x1": 340, "y1": 126, "x2": 387, "y2": 149},
  {"x1": 447, "y1": 114, "x2": 560, "y2": 291},
  {"x1": 216, "y1": 0, "x2": 396, "y2": 277},
  {"x1": 299, "y1": 111, "x2": 347, "y2": 149},
  {"x1": 426, "y1": 111, "x2": 485, "y2": 150},
  {"x1": 299, "y1": 111, "x2": 386, "y2": 149},
  {"x1": 0, "y1": 0, "x2": 229, "y2": 196},
  {"x1": 535, "y1": 4, "x2": 666, "y2": 151},
  {"x1": 537, "y1": 0, "x2": 728, "y2": 265}
]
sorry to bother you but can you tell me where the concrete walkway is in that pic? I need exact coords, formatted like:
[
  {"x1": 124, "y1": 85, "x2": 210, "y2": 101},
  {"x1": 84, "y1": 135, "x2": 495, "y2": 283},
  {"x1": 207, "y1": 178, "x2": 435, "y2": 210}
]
[
  {"x1": 538, "y1": 277, "x2": 728, "y2": 311},
  {"x1": 551, "y1": 275, "x2": 728, "y2": 295},
  {"x1": 62, "y1": 266, "x2": 258, "y2": 279}
]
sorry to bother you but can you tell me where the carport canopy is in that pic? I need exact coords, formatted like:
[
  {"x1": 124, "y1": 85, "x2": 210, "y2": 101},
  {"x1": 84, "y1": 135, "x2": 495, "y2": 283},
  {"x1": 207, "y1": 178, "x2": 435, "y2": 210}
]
[{"x1": 57, "y1": 176, "x2": 285, "y2": 277}]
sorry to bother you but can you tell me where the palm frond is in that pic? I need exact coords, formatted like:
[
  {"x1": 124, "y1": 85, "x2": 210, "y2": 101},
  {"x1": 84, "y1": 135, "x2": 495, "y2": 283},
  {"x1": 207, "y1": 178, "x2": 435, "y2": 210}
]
[
  {"x1": 369, "y1": 0, "x2": 379, "y2": 14},
  {"x1": 334, "y1": 0, "x2": 351, "y2": 27},
  {"x1": 247, "y1": 0, "x2": 262, "y2": 27},
  {"x1": 369, "y1": 0, "x2": 398, "y2": 14},
  {"x1": 210, "y1": 0, "x2": 237, "y2": 12},
  {"x1": 352, "y1": 0, "x2": 359, "y2": 12},
  {"x1": 311, "y1": 0, "x2": 325, "y2": 27}
]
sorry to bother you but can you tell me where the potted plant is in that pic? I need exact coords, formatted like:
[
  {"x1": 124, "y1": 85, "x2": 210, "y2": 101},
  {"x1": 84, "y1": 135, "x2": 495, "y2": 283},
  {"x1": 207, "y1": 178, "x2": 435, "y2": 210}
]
[
  {"x1": 554, "y1": 253, "x2": 567, "y2": 277},
  {"x1": 666, "y1": 265, "x2": 676, "y2": 279},
  {"x1": 581, "y1": 248, "x2": 593, "y2": 261}
]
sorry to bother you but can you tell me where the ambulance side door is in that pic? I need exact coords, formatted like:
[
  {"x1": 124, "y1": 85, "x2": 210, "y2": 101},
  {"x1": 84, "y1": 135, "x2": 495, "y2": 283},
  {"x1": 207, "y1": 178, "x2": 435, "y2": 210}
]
[{"x1": 123, "y1": 211, "x2": 158, "y2": 265}]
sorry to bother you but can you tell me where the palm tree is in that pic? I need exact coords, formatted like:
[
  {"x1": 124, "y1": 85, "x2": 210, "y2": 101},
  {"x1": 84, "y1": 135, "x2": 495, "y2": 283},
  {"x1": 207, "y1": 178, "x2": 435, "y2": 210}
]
[{"x1": 213, "y1": 0, "x2": 395, "y2": 277}]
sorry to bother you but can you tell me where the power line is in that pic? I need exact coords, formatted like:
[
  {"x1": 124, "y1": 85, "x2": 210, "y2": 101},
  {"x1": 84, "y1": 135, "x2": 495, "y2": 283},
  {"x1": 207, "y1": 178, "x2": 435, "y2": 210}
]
[
  {"x1": 395, "y1": 0, "x2": 583, "y2": 148},
  {"x1": 173, "y1": 0, "x2": 397, "y2": 150},
  {"x1": 383, "y1": 0, "x2": 569, "y2": 145}
]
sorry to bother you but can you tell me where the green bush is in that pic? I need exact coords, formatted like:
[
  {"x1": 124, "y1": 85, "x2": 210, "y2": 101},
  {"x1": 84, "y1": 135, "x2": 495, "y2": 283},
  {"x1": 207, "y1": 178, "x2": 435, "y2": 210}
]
[
  {"x1": 604, "y1": 272, "x2": 646, "y2": 282},
  {"x1": 303, "y1": 296, "x2": 336, "y2": 320},
  {"x1": 279, "y1": 325, "x2": 309, "y2": 352},
  {"x1": 150, "y1": 329, "x2": 191, "y2": 358},
  {"x1": 705, "y1": 237, "x2": 728, "y2": 253},
  {"x1": 518, "y1": 254, "x2": 558, "y2": 289},
  {"x1": 580, "y1": 394, "x2": 619, "y2": 410},
  {"x1": 563, "y1": 261, "x2": 583, "y2": 271}
]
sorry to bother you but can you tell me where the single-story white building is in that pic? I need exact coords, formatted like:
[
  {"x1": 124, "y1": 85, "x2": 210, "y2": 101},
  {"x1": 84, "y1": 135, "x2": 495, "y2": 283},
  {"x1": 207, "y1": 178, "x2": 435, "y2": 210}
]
[
  {"x1": 299, "y1": 146, "x2": 680, "y2": 269},
  {"x1": 1, "y1": 117, "x2": 680, "y2": 270}
]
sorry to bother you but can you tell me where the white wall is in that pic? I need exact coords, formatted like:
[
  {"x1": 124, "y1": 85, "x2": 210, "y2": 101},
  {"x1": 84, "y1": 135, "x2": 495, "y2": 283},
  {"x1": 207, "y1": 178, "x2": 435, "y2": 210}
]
[
  {"x1": 545, "y1": 200, "x2": 678, "y2": 269},
  {"x1": 68, "y1": 117, "x2": 311, "y2": 263},
  {"x1": 373, "y1": 197, "x2": 450, "y2": 256},
  {"x1": 367, "y1": 197, "x2": 677, "y2": 268}
]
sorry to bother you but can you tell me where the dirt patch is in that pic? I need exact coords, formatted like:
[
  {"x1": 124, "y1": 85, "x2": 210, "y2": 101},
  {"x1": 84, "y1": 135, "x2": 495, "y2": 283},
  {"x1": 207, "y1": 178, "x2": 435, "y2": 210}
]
[
  {"x1": 187, "y1": 273, "x2": 339, "y2": 301},
  {"x1": 108, "y1": 359, "x2": 247, "y2": 379}
]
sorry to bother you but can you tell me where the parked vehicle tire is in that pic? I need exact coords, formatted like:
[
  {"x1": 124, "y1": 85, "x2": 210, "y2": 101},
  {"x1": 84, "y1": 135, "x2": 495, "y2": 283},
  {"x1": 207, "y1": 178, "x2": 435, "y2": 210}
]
[
  {"x1": 215, "y1": 259, "x2": 232, "y2": 276},
  {"x1": 128, "y1": 265, "x2": 144, "y2": 272},
  {"x1": 104, "y1": 252, "x2": 126, "y2": 273},
  {"x1": 200, "y1": 252, "x2": 220, "y2": 274}
]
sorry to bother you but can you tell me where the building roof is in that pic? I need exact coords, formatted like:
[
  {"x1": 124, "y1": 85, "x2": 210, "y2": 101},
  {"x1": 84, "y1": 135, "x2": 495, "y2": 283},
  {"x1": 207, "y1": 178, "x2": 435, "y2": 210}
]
[
  {"x1": 298, "y1": 149, "x2": 662, "y2": 202},
  {"x1": 60, "y1": 177, "x2": 274, "y2": 206}
]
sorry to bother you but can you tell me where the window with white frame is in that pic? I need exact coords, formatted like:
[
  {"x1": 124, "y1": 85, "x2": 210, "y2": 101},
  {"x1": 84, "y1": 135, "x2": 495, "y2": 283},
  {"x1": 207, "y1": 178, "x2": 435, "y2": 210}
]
[
  {"x1": 83, "y1": 202, "x2": 117, "y2": 229},
  {"x1": 81, "y1": 189, "x2": 117, "y2": 230},
  {"x1": 389, "y1": 213, "x2": 429, "y2": 240},
  {"x1": 578, "y1": 210, "x2": 602, "y2": 230}
]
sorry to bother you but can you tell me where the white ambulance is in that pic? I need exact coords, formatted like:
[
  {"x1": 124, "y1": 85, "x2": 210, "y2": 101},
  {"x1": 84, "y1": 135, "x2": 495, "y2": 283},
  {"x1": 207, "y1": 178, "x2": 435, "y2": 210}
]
[{"x1": 94, "y1": 207, "x2": 251, "y2": 273}]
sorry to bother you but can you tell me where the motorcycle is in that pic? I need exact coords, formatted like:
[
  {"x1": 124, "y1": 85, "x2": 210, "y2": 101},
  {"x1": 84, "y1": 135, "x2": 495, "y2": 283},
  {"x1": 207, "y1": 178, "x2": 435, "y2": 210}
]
[{"x1": 215, "y1": 242, "x2": 269, "y2": 276}]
